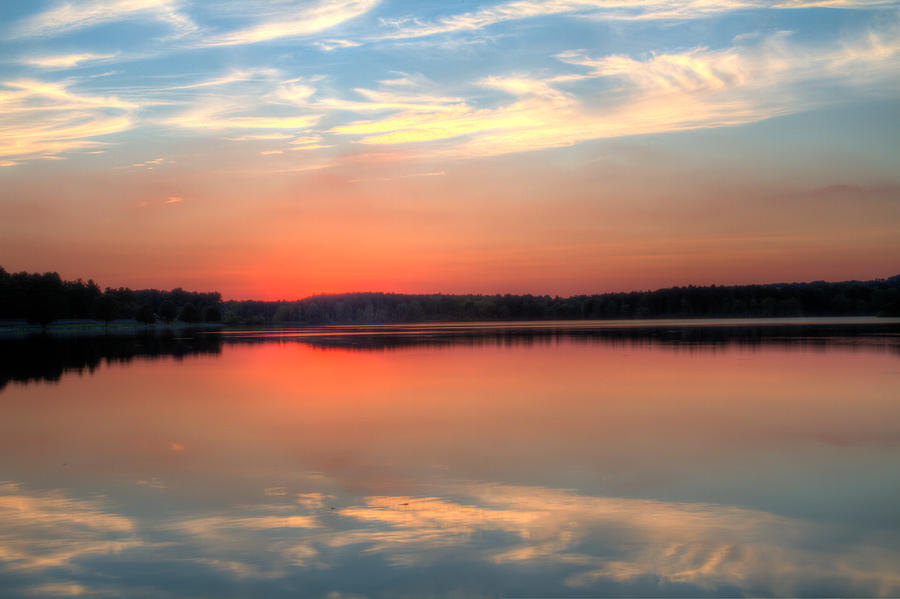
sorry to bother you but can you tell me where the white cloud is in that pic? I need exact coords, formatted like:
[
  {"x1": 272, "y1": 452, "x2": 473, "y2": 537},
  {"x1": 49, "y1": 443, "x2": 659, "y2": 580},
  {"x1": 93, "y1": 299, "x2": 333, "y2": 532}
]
[
  {"x1": 163, "y1": 69, "x2": 280, "y2": 90},
  {"x1": 6, "y1": 0, "x2": 896, "y2": 167},
  {"x1": 774, "y1": 0, "x2": 899, "y2": 7},
  {"x1": 376, "y1": 0, "x2": 900, "y2": 40},
  {"x1": 201, "y1": 0, "x2": 379, "y2": 47},
  {"x1": 378, "y1": 0, "x2": 614, "y2": 39},
  {"x1": 166, "y1": 110, "x2": 322, "y2": 131},
  {"x1": 160, "y1": 71, "x2": 325, "y2": 134},
  {"x1": 9, "y1": 0, "x2": 196, "y2": 39},
  {"x1": 0, "y1": 78, "x2": 137, "y2": 162},
  {"x1": 21, "y1": 53, "x2": 118, "y2": 69},
  {"x1": 315, "y1": 39, "x2": 362, "y2": 51},
  {"x1": 328, "y1": 25, "x2": 900, "y2": 158},
  {"x1": 225, "y1": 133, "x2": 295, "y2": 141},
  {"x1": 129, "y1": 157, "x2": 166, "y2": 169}
]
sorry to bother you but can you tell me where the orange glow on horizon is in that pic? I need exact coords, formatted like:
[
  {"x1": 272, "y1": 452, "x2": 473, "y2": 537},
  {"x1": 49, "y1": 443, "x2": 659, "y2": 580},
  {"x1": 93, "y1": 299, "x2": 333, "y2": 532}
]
[{"x1": 1, "y1": 141, "x2": 898, "y2": 300}]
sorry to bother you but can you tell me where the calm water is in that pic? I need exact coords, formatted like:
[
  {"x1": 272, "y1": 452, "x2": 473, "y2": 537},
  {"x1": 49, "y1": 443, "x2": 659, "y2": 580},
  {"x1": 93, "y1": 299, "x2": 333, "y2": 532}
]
[{"x1": 1, "y1": 320, "x2": 899, "y2": 598}]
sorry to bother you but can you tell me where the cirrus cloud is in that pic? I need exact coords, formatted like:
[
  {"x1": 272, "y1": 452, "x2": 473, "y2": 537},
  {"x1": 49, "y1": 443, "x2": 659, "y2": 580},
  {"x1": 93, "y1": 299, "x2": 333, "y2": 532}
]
[
  {"x1": 328, "y1": 24, "x2": 900, "y2": 158},
  {"x1": 0, "y1": 78, "x2": 137, "y2": 161}
]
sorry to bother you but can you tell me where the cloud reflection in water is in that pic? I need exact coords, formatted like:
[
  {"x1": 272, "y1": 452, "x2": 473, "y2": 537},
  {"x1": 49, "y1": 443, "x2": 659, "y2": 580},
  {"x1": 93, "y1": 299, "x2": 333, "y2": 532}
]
[
  {"x1": 3, "y1": 480, "x2": 898, "y2": 597},
  {"x1": 0, "y1": 482, "x2": 140, "y2": 572}
]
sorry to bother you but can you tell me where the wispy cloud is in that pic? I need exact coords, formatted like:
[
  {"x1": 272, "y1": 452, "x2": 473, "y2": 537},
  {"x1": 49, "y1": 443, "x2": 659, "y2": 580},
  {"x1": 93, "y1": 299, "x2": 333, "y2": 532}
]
[
  {"x1": 5, "y1": 0, "x2": 897, "y2": 168},
  {"x1": 162, "y1": 69, "x2": 279, "y2": 90},
  {"x1": 135, "y1": 477, "x2": 166, "y2": 488},
  {"x1": 319, "y1": 87, "x2": 465, "y2": 114},
  {"x1": 21, "y1": 52, "x2": 118, "y2": 69},
  {"x1": 328, "y1": 25, "x2": 900, "y2": 158},
  {"x1": 287, "y1": 135, "x2": 332, "y2": 150},
  {"x1": 136, "y1": 195, "x2": 186, "y2": 208},
  {"x1": 225, "y1": 133, "x2": 295, "y2": 141},
  {"x1": 376, "y1": 0, "x2": 900, "y2": 40},
  {"x1": 159, "y1": 70, "x2": 325, "y2": 134},
  {"x1": 9, "y1": 0, "x2": 196, "y2": 39},
  {"x1": 774, "y1": 0, "x2": 899, "y2": 7},
  {"x1": 129, "y1": 157, "x2": 166, "y2": 169},
  {"x1": 378, "y1": 0, "x2": 612, "y2": 39},
  {"x1": 200, "y1": 0, "x2": 379, "y2": 47},
  {"x1": 0, "y1": 78, "x2": 137, "y2": 162},
  {"x1": 167, "y1": 110, "x2": 322, "y2": 131},
  {"x1": 314, "y1": 38, "x2": 362, "y2": 51}
]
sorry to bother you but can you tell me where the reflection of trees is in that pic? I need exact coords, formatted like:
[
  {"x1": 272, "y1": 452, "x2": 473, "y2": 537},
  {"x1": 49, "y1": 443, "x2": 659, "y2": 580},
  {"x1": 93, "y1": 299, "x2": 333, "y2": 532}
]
[
  {"x1": 269, "y1": 322, "x2": 900, "y2": 354},
  {"x1": 0, "y1": 332, "x2": 222, "y2": 390},
  {"x1": 2, "y1": 322, "x2": 898, "y2": 390}
]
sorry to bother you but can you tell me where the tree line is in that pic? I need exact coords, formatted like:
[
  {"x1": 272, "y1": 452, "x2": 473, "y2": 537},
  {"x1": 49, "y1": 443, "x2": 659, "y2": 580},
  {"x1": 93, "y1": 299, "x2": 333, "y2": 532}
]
[
  {"x1": 222, "y1": 275, "x2": 900, "y2": 324},
  {"x1": 2, "y1": 266, "x2": 898, "y2": 327},
  {"x1": 0, "y1": 267, "x2": 221, "y2": 326}
]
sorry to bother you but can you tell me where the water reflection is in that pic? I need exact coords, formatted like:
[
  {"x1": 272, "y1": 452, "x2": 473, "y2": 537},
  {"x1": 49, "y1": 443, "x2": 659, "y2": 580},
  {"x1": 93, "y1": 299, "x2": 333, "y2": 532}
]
[
  {"x1": 0, "y1": 332, "x2": 222, "y2": 390},
  {"x1": 2, "y1": 480, "x2": 898, "y2": 597},
  {"x1": 2, "y1": 318, "x2": 898, "y2": 388},
  {"x1": 0, "y1": 481, "x2": 140, "y2": 571},
  {"x1": 222, "y1": 318, "x2": 900, "y2": 354},
  {"x1": 1, "y1": 320, "x2": 898, "y2": 597}
]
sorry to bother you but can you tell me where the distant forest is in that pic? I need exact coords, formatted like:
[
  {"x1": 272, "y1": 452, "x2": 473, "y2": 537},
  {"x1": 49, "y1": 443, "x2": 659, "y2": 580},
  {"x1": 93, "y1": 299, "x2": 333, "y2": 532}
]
[
  {"x1": 0, "y1": 267, "x2": 221, "y2": 326},
  {"x1": 1, "y1": 266, "x2": 899, "y2": 326}
]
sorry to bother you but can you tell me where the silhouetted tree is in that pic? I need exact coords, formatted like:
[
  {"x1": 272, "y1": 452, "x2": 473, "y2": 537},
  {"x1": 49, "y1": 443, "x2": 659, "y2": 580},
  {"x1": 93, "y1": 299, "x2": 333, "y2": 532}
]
[
  {"x1": 221, "y1": 308, "x2": 240, "y2": 325},
  {"x1": 272, "y1": 304, "x2": 293, "y2": 323},
  {"x1": 2, "y1": 266, "x2": 899, "y2": 326},
  {"x1": 159, "y1": 300, "x2": 177, "y2": 323},
  {"x1": 25, "y1": 272, "x2": 66, "y2": 327},
  {"x1": 878, "y1": 300, "x2": 900, "y2": 317},
  {"x1": 136, "y1": 304, "x2": 155, "y2": 324},
  {"x1": 178, "y1": 303, "x2": 200, "y2": 323},
  {"x1": 92, "y1": 294, "x2": 119, "y2": 326},
  {"x1": 203, "y1": 305, "x2": 222, "y2": 323}
]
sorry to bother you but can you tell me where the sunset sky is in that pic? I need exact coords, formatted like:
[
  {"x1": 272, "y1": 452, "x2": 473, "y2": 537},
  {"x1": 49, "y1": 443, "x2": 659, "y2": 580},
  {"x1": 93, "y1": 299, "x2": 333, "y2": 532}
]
[{"x1": 1, "y1": 0, "x2": 898, "y2": 300}]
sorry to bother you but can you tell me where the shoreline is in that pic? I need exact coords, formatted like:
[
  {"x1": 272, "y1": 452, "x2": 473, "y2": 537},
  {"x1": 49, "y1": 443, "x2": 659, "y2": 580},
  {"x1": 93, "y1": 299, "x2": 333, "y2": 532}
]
[
  {"x1": 0, "y1": 321, "x2": 224, "y2": 338},
  {"x1": 2, "y1": 316, "x2": 899, "y2": 339}
]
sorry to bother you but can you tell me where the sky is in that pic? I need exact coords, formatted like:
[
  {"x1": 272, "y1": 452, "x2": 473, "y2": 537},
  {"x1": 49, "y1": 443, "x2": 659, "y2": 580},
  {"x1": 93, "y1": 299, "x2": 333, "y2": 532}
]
[{"x1": 0, "y1": 0, "x2": 898, "y2": 300}]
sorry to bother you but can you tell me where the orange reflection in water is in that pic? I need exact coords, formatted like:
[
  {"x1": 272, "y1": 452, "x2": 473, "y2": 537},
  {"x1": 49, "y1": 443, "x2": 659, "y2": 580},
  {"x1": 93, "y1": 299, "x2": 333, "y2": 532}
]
[
  {"x1": 0, "y1": 335, "x2": 899, "y2": 596},
  {"x1": 0, "y1": 337, "x2": 897, "y2": 498}
]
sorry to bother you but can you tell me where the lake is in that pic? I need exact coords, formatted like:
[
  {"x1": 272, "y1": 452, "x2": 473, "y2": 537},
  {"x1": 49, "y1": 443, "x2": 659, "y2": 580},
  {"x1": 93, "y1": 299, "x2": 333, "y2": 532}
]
[{"x1": 1, "y1": 319, "x2": 899, "y2": 598}]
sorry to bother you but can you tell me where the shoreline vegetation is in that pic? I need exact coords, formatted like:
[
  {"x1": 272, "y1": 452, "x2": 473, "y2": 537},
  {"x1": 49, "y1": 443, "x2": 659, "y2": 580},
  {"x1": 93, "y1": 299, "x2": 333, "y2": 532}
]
[{"x1": 2, "y1": 266, "x2": 899, "y2": 330}]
